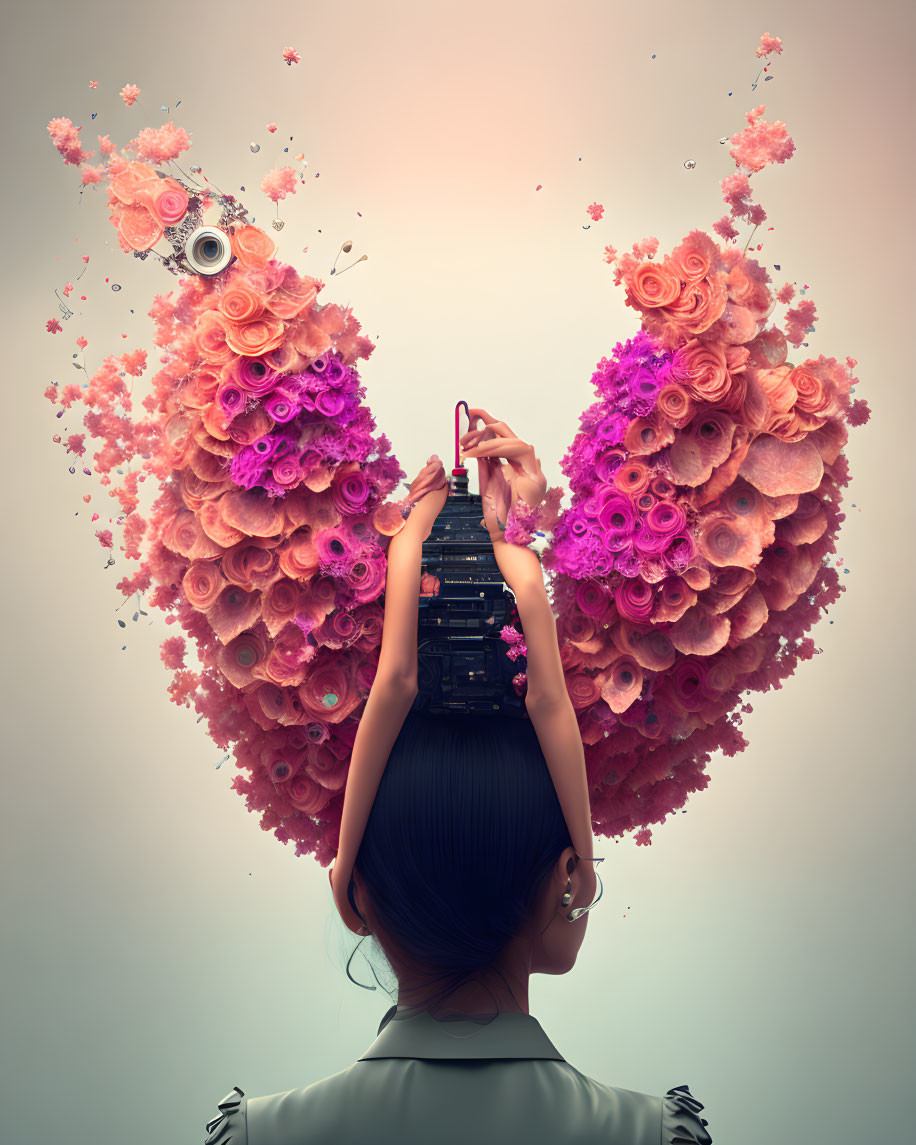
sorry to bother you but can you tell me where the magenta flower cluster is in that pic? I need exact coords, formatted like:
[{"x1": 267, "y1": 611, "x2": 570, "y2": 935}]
[
  {"x1": 226, "y1": 352, "x2": 401, "y2": 499},
  {"x1": 548, "y1": 333, "x2": 693, "y2": 579}
]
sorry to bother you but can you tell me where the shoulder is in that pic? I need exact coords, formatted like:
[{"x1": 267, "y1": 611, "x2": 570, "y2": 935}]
[
  {"x1": 661, "y1": 1084, "x2": 713, "y2": 1144},
  {"x1": 204, "y1": 1086, "x2": 247, "y2": 1145},
  {"x1": 237, "y1": 1065, "x2": 364, "y2": 1145},
  {"x1": 557, "y1": 1065, "x2": 712, "y2": 1144}
]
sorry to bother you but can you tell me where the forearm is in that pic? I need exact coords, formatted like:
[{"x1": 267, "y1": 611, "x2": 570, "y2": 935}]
[
  {"x1": 373, "y1": 513, "x2": 433, "y2": 686},
  {"x1": 492, "y1": 538, "x2": 568, "y2": 707}
]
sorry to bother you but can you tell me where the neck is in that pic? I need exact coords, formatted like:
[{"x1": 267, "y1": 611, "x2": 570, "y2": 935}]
[{"x1": 396, "y1": 935, "x2": 532, "y2": 1017}]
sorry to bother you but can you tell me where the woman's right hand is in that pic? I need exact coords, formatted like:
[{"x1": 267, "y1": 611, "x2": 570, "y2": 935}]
[{"x1": 400, "y1": 454, "x2": 449, "y2": 540}]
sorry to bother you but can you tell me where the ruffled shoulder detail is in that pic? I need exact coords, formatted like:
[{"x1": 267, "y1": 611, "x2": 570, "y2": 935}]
[
  {"x1": 661, "y1": 1084, "x2": 712, "y2": 1144},
  {"x1": 204, "y1": 1086, "x2": 248, "y2": 1145}
]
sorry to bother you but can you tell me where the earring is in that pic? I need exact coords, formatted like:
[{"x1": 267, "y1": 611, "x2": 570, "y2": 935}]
[{"x1": 560, "y1": 878, "x2": 572, "y2": 908}]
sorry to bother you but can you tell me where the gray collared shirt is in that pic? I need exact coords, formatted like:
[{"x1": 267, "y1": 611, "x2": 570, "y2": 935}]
[{"x1": 204, "y1": 1006, "x2": 711, "y2": 1145}]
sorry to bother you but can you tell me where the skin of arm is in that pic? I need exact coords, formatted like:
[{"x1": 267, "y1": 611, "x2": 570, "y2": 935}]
[
  {"x1": 329, "y1": 474, "x2": 448, "y2": 934},
  {"x1": 492, "y1": 539, "x2": 599, "y2": 893}
]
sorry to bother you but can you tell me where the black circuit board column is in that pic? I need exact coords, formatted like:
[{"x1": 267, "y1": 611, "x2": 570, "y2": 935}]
[{"x1": 409, "y1": 470, "x2": 527, "y2": 717}]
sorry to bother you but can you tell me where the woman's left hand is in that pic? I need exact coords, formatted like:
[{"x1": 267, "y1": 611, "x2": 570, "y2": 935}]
[{"x1": 458, "y1": 410, "x2": 548, "y2": 542}]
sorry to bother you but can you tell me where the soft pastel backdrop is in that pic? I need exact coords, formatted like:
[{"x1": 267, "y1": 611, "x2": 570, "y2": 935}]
[{"x1": 3, "y1": 2, "x2": 913, "y2": 1143}]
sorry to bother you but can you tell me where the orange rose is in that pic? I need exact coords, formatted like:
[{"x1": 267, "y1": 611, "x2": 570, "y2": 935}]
[
  {"x1": 664, "y1": 271, "x2": 729, "y2": 336},
  {"x1": 628, "y1": 258, "x2": 682, "y2": 308},
  {"x1": 193, "y1": 310, "x2": 235, "y2": 365},
  {"x1": 229, "y1": 224, "x2": 278, "y2": 270},
  {"x1": 264, "y1": 267, "x2": 321, "y2": 321},
  {"x1": 674, "y1": 338, "x2": 731, "y2": 405},
  {"x1": 787, "y1": 364, "x2": 835, "y2": 418},
  {"x1": 218, "y1": 281, "x2": 265, "y2": 324},
  {"x1": 224, "y1": 314, "x2": 286, "y2": 358},
  {"x1": 613, "y1": 458, "x2": 651, "y2": 496}
]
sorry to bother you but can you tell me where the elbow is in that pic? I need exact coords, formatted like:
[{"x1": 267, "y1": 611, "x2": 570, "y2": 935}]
[
  {"x1": 372, "y1": 671, "x2": 419, "y2": 702},
  {"x1": 525, "y1": 688, "x2": 573, "y2": 717}
]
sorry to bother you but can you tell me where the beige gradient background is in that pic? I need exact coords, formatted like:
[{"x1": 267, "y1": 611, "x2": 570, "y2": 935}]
[{"x1": 2, "y1": 1, "x2": 914, "y2": 1142}]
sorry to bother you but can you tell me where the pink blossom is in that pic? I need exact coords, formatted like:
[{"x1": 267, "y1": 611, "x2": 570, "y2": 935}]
[
  {"x1": 282, "y1": 46, "x2": 301, "y2": 65},
  {"x1": 126, "y1": 122, "x2": 192, "y2": 164},
  {"x1": 756, "y1": 33, "x2": 783, "y2": 58},
  {"x1": 121, "y1": 349, "x2": 148, "y2": 376},
  {"x1": 632, "y1": 237, "x2": 659, "y2": 259},
  {"x1": 95, "y1": 529, "x2": 114, "y2": 548},
  {"x1": 260, "y1": 166, "x2": 298, "y2": 203},
  {"x1": 267, "y1": 123, "x2": 278, "y2": 134},
  {"x1": 89, "y1": 80, "x2": 99, "y2": 88},
  {"x1": 729, "y1": 105, "x2": 796, "y2": 174},
  {"x1": 81, "y1": 165, "x2": 106, "y2": 185},
  {"x1": 77, "y1": 336, "x2": 88, "y2": 349},
  {"x1": 46, "y1": 318, "x2": 62, "y2": 334},
  {"x1": 587, "y1": 202, "x2": 605, "y2": 222},
  {"x1": 785, "y1": 297, "x2": 817, "y2": 347},
  {"x1": 160, "y1": 635, "x2": 187, "y2": 670},
  {"x1": 120, "y1": 83, "x2": 141, "y2": 107},
  {"x1": 603, "y1": 245, "x2": 618, "y2": 264},
  {"x1": 66, "y1": 434, "x2": 86, "y2": 455},
  {"x1": 46, "y1": 116, "x2": 94, "y2": 166},
  {"x1": 97, "y1": 134, "x2": 114, "y2": 155},
  {"x1": 712, "y1": 216, "x2": 739, "y2": 242}
]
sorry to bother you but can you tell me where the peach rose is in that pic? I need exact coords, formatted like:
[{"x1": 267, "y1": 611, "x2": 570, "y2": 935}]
[
  {"x1": 756, "y1": 364, "x2": 797, "y2": 413},
  {"x1": 224, "y1": 314, "x2": 286, "y2": 358},
  {"x1": 787, "y1": 364, "x2": 835, "y2": 418},
  {"x1": 218, "y1": 281, "x2": 265, "y2": 324},
  {"x1": 281, "y1": 770, "x2": 334, "y2": 815},
  {"x1": 715, "y1": 301, "x2": 758, "y2": 345},
  {"x1": 628, "y1": 258, "x2": 682, "y2": 308},
  {"x1": 228, "y1": 225, "x2": 278, "y2": 271},
  {"x1": 655, "y1": 384, "x2": 695, "y2": 429},
  {"x1": 108, "y1": 160, "x2": 159, "y2": 207},
  {"x1": 115, "y1": 203, "x2": 163, "y2": 252},
  {"x1": 182, "y1": 559, "x2": 226, "y2": 610},
  {"x1": 725, "y1": 262, "x2": 755, "y2": 306}
]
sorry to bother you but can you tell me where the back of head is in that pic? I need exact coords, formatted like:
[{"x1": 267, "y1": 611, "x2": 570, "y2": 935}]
[{"x1": 351, "y1": 708, "x2": 572, "y2": 1013}]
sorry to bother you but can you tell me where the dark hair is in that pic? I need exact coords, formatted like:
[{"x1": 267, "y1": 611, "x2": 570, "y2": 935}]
[{"x1": 347, "y1": 708, "x2": 573, "y2": 1016}]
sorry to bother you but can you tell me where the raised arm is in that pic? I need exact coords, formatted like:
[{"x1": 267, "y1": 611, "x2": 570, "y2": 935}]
[
  {"x1": 461, "y1": 412, "x2": 598, "y2": 905},
  {"x1": 329, "y1": 458, "x2": 449, "y2": 934}
]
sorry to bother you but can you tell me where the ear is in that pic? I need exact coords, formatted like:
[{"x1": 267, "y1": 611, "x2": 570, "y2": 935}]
[
  {"x1": 554, "y1": 845, "x2": 594, "y2": 917},
  {"x1": 330, "y1": 863, "x2": 370, "y2": 936},
  {"x1": 549, "y1": 845, "x2": 580, "y2": 914}
]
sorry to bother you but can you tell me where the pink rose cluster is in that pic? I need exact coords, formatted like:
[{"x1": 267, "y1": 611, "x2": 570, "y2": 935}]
[
  {"x1": 43, "y1": 116, "x2": 419, "y2": 869},
  {"x1": 542, "y1": 221, "x2": 870, "y2": 848}
]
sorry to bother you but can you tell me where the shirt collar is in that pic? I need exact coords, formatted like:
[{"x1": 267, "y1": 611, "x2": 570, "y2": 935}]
[{"x1": 358, "y1": 1004, "x2": 566, "y2": 1062}]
